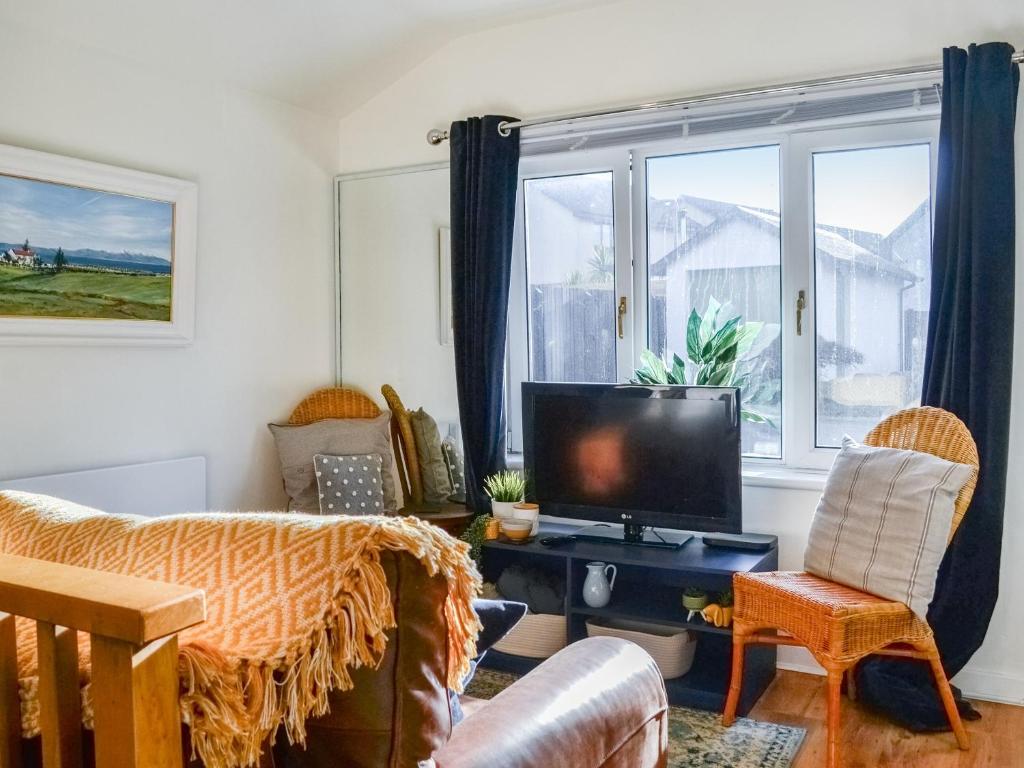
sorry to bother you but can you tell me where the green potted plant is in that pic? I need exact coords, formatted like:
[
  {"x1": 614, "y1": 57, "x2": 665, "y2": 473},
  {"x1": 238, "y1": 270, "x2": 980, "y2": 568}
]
[
  {"x1": 681, "y1": 586, "x2": 709, "y2": 612},
  {"x1": 704, "y1": 588, "x2": 734, "y2": 628},
  {"x1": 631, "y1": 298, "x2": 780, "y2": 427},
  {"x1": 483, "y1": 470, "x2": 526, "y2": 520},
  {"x1": 459, "y1": 514, "x2": 491, "y2": 568}
]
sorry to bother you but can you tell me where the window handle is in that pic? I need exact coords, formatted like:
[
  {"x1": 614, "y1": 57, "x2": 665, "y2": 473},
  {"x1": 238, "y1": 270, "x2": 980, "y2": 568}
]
[
  {"x1": 796, "y1": 290, "x2": 807, "y2": 336},
  {"x1": 617, "y1": 296, "x2": 627, "y2": 339}
]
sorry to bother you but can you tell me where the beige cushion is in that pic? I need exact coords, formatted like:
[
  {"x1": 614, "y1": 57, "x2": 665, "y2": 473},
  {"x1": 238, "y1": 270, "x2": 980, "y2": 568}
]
[
  {"x1": 804, "y1": 437, "x2": 974, "y2": 618},
  {"x1": 409, "y1": 408, "x2": 454, "y2": 504},
  {"x1": 269, "y1": 414, "x2": 398, "y2": 514}
]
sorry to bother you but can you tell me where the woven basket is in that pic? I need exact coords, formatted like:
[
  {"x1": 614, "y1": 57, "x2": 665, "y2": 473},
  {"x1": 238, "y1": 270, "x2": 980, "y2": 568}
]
[
  {"x1": 492, "y1": 613, "x2": 567, "y2": 659},
  {"x1": 586, "y1": 617, "x2": 696, "y2": 679}
]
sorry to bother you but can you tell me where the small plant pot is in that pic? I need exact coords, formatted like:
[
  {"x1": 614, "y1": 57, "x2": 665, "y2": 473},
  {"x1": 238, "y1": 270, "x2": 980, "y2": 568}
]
[
  {"x1": 491, "y1": 500, "x2": 520, "y2": 520},
  {"x1": 512, "y1": 502, "x2": 540, "y2": 535},
  {"x1": 681, "y1": 593, "x2": 709, "y2": 612}
]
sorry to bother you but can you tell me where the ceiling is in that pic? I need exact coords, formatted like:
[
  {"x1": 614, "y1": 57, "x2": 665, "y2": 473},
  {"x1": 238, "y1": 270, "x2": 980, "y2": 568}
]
[{"x1": 4, "y1": 0, "x2": 614, "y2": 118}]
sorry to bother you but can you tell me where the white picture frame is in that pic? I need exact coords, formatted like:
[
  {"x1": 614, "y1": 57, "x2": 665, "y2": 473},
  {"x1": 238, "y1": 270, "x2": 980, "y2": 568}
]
[
  {"x1": 438, "y1": 225, "x2": 453, "y2": 346},
  {"x1": 0, "y1": 143, "x2": 197, "y2": 346}
]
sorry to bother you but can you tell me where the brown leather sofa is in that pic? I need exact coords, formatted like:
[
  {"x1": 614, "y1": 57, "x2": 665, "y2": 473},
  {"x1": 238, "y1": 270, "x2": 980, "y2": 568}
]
[{"x1": 22, "y1": 550, "x2": 669, "y2": 767}]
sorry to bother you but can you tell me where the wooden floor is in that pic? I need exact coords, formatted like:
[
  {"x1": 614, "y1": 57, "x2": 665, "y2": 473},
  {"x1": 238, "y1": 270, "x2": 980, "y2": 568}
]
[{"x1": 749, "y1": 670, "x2": 1024, "y2": 768}]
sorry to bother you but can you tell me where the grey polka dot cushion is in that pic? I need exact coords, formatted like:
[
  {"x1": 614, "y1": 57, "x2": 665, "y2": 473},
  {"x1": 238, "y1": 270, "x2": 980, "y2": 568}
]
[{"x1": 313, "y1": 453, "x2": 386, "y2": 515}]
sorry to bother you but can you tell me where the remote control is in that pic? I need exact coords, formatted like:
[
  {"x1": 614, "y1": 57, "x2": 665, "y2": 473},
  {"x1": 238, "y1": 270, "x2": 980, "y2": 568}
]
[{"x1": 539, "y1": 535, "x2": 575, "y2": 548}]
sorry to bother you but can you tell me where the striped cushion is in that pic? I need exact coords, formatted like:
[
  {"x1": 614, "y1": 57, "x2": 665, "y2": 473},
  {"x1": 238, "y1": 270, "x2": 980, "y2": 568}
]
[{"x1": 804, "y1": 437, "x2": 974, "y2": 618}]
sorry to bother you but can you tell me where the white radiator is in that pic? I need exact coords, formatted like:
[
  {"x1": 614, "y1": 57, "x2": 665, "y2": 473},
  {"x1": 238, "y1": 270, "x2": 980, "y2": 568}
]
[{"x1": 0, "y1": 456, "x2": 207, "y2": 517}]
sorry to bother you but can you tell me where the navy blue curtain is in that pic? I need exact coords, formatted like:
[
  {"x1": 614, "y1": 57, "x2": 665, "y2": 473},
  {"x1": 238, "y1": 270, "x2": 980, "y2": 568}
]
[
  {"x1": 450, "y1": 116, "x2": 521, "y2": 512},
  {"x1": 858, "y1": 43, "x2": 1019, "y2": 731}
]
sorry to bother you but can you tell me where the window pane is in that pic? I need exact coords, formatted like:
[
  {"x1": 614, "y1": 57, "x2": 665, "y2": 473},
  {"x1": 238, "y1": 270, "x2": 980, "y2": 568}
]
[
  {"x1": 524, "y1": 172, "x2": 616, "y2": 383},
  {"x1": 646, "y1": 146, "x2": 782, "y2": 458},
  {"x1": 813, "y1": 144, "x2": 932, "y2": 447}
]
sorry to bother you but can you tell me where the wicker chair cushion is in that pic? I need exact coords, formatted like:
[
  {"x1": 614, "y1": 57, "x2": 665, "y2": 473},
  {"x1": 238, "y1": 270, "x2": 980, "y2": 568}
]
[
  {"x1": 269, "y1": 414, "x2": 398, "y2": 514},
  {"x1": 409, "y1": 408, "x2": 454, "y2": 504},
  {"x1": 805, "y1": 437, "x2": 974, "y2": 618}
]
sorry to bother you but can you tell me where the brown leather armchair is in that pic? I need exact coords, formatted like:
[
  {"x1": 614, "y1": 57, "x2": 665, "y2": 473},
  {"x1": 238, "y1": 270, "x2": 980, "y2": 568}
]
[
  {"x1": 20, "y1": 549, "x2": 668, "y2": 768},
  {"x1": 273, "y1": 549, "x2": 669, "y2": 768}
]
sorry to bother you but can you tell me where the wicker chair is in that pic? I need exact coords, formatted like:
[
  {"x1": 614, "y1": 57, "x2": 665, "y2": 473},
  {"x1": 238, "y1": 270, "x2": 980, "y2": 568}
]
[
  {"x1": 722, "y1": 407, "x2": 979, "y2": 768},
  {"x1": 287, "y1": 386, "x2": 471, "y2": 534}
]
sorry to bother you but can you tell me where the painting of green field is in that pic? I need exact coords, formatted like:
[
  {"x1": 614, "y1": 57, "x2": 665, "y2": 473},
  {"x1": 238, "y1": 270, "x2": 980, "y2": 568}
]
[
  {"x1": 0, "y1": 265, "x2": 171, "y2": 321},
  {"x1": 0, "y1": 170, "x2": 175, "y2": 323}
]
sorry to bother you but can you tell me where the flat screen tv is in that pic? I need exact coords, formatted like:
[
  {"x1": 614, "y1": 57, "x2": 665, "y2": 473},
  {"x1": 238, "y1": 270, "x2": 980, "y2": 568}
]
[{"x1": 522, "y1": 383, "x2": 742, "y2": 543}]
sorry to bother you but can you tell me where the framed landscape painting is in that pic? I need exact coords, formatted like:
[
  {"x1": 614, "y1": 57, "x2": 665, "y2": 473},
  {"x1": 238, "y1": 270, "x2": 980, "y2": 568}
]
[{"x1": 0, "y1": 143, "x2": 196, "y2": 344}]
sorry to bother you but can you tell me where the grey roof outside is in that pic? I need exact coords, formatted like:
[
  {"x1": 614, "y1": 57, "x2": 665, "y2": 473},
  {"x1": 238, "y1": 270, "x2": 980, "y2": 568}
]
[
  {"x1": 648, "y1": 194, "x2": 923, "y2": 282},
  {"x1": 532, "y1": 180, "x2": 925, "y2": 284}
]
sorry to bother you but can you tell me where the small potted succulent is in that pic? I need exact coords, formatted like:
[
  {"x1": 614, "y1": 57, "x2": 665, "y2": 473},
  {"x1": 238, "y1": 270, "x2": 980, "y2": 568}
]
[
  {"x1": 718, "y1": 588, "x2": 734, "y2": 627},
  {"x1": 682, "y1": 586, "x2": 709, "y2": 613},
  {"x1": 483, "y1": 470, "x2": 526, "y2": 521}
]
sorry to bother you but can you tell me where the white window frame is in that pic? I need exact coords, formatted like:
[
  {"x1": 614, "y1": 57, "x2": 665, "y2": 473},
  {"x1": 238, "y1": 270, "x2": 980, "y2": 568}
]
[
  {"x1": 788, "y1": 120, "x2": 940, "y2": 468},
  {"x1": 631, "y1": 135, "x2": 788, "y2": 465},
  {"x1": 507, "y1": 149, "x2": 632, "y2": 452},
  {"x1": 506, "y1": 115, "x2": 940, "y2": 472}
]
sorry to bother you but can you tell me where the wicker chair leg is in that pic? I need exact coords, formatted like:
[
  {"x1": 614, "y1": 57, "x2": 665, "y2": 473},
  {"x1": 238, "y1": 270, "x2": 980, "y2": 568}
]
[
  {"x1": 845, "y1": 667, "x2": 857, "y2": 701},
  {"x1": 826, "y1": 667, "x2": 844, "y2": 768},
  {"x1": 722, "y1": 629, "x2": 747, "y2": 727},
  {"x1": 921, "y1": 643, "x2": 970, "y2": 750}
]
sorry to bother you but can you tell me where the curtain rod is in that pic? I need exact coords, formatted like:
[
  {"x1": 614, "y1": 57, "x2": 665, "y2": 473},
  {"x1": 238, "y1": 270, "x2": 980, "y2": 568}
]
[{"x1": 425, "y1": 50, "x2": 1023, "y2": 145}]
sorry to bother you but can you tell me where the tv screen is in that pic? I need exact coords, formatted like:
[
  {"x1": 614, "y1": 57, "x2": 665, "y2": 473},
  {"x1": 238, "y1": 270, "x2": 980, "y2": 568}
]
[{"x1": 522, "y1": 383, "x2": 742, "y2": 534}]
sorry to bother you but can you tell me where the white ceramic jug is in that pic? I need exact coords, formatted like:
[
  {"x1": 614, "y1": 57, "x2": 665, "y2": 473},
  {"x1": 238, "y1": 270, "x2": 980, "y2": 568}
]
[{"x1": 582, "y1": 561, "x2": 617, "y2": 608}]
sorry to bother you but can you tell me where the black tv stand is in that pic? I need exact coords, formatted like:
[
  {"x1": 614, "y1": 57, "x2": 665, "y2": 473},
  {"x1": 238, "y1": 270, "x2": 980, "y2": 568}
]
[
  {"x1": 573, "y1": 523, "x2": 692, "y2": 549},
  {"x1": 480, "y1": 522, "x2": 778, "y2": 715}
]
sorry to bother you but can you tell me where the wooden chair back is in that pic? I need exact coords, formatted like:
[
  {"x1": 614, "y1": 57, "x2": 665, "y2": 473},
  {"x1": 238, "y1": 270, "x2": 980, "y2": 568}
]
[
  {"x1": 380, "y1": 385, "x2": 423, "y2": 506},
  {"x1": 0, "y1": 553, "x2": 205, "y2": 768},
  {"x1": 863, "y1": 406, "x2": 979, "y2": 540},
  {"x1": 287, "y1": 387, "x2": 381, "y2": 423},
  {"x1": 287, "y1": 387, "x2": 422, "y2": 506}
]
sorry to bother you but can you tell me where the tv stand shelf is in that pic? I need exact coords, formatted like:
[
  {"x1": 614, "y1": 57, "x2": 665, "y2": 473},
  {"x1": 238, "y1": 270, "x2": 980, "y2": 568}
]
[{"x1": 480, "y1": 523, "x2": 778, "y2": 716}]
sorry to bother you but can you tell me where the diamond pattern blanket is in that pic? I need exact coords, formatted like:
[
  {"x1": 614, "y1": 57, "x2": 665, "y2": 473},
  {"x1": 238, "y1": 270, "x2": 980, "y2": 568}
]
[{"x1": 0, "y1": 492, "x2": 481, "y2": 768}]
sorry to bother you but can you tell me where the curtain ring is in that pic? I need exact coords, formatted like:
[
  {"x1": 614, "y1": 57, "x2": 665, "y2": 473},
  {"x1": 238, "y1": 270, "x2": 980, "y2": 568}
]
[{"x1": 497, "y1": 121, "x2": 512, "y2": 137}]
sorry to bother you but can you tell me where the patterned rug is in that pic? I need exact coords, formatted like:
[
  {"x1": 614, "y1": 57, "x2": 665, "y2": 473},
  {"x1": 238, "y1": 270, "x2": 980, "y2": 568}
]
[{"x1": 465, "y1": 668, "x2": 805, "y2": 768}]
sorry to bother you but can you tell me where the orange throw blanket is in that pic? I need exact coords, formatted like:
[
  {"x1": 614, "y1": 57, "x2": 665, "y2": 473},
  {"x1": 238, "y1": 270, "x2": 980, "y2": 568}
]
[{"x1": 0, "y1": 492, "x2": 481, "y2": 768}]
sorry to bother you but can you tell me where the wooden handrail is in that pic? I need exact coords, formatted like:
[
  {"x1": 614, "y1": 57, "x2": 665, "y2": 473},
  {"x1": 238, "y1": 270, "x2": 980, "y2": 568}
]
[
  {"x1": 0, "y1": 554, "x2": 207, "y2": 768},
  {"x1": 0, "y1": 553, "x2": 205, "y2": 645}
]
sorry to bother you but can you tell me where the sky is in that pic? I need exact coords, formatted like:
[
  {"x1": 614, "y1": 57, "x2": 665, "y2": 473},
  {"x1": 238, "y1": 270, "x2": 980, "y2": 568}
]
[
  {"x1": 646, "y1": 143, "x2": 931, "y2": 236},
  {"x1": 0, "y1": 174, "x2": 173, "y2": 261}
]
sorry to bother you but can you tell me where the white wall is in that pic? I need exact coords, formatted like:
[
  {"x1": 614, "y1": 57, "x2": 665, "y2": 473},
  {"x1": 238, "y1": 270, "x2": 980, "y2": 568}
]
[
  {"x1": 0, "y1": 23, "x2": 339, "y2": 511},
  {"x1": 338, "y1": 0, "x2": 1023, "y2": 173},
  {"x1": 338, "y1": 166, "x2": 459, "y2": 425},
  {"x1": 336, "y1": 0, "x2": 1024, "y2": 703}
]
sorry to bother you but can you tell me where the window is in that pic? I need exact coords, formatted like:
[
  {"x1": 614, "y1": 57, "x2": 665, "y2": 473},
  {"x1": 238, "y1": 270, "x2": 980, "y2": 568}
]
[
  {"x1": 811, "y1": 144, "x2": 933, "y2": 448},
  {"x1": 523, "y1": 172, "x2": 617, "y2": 384},
  {"x1": 508, "y1": 116, "x2": 938, "y2": 469},
  {"x1": 645, "y1": 146, "x2": 782, "y2": 458}
]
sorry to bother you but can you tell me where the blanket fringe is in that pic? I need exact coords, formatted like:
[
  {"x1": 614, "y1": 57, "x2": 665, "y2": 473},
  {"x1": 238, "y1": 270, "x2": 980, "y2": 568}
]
[
  {"x1": 0, "y1": 494, "x2": 482, "y2": 768},
  {"x1": 175, "y1": 518, "x2": 480, "y2": 768}
]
